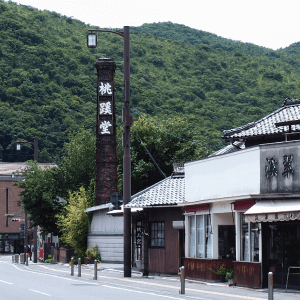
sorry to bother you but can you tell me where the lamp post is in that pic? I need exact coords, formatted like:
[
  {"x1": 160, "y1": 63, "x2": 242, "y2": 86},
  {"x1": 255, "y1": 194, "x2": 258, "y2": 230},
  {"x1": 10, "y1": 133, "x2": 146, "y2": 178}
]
[
  {"x1": 87, "y1": 26, "x2": 132, "y2": 277},
  {"x1": 16, "y1": 139, "x2": 38, "y2": 162},
  {"x1": 16, "y1": 138, "x2": 38, "y2": 263}
]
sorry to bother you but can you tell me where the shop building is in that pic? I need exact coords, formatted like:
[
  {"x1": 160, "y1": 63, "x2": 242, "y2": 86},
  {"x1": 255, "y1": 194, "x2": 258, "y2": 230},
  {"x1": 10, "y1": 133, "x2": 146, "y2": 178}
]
[{"x1": 183, "y1": 98, "x2": 300, "y2": 289}]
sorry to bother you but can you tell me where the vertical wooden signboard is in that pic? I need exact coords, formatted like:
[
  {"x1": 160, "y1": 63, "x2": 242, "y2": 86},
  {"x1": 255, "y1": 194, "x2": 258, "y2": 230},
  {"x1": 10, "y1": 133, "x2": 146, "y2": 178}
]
[{"x1": 95, "y1": 58, "x2": 118, "y2": 205}]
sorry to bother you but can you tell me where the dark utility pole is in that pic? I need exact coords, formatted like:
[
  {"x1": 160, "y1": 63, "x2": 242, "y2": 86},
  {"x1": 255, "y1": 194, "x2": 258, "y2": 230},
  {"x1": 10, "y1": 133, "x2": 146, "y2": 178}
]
[
  {"x1": 16, "y1": 138, "x2": 38, "y2": 263},
  {"x1": 122, "y1": 26, "x2": 132, "y2": 278},
  {"x1": 5, "y1": 188, "x2": 8, "y2": 227}
]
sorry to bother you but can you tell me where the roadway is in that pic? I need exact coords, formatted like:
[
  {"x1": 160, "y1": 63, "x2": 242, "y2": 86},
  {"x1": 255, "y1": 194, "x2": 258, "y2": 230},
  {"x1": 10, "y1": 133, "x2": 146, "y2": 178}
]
[{"x1": 1, "y1": 255, "x2": 300, "y2": 300}]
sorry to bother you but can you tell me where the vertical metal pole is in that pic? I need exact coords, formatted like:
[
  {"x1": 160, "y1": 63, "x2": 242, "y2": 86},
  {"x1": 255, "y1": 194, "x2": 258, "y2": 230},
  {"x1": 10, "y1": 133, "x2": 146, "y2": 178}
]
[
  {"x1": 33, "y1": 226, "x2": 37, "y2": 263},
  {"x1": 26, "y1": 253, "x2": 28, "y2": 266},
  {"x1": 33, "y1": 139, "x2": 38, "y2": 162},
  {"x1": 71, "y1": 258, "x2": 74, "y2": 276},
  {"x1": 179, "y1": 266, "x2": 185, "y2": 294},
  {"x1": 268, "y1": 272, "x2": 273, "y2": 300},
  {"x1": 33, "y1": 140, "x2": 38, "y2": 263},
  {"x1": 5, "y1": 188, "x2": 8, "y2": 227},
  {"x1": 123, "y1": 25, "x2": 132, "y2": 278},
  {"x1": 24, "y1": 210, "x2": 28, "y2": 262},
  {"x1": 77, "y1": 258, "x2": 81, "y2": 277},
  {"x1": 93, "y1": 260, "x2": 97, "y2": 280}
]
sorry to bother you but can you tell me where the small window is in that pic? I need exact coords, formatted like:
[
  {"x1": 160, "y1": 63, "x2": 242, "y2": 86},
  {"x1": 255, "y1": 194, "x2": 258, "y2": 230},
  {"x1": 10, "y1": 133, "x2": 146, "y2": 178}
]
[{"x1": 150, "y1": 222, "x2": 165, "y2": 247}]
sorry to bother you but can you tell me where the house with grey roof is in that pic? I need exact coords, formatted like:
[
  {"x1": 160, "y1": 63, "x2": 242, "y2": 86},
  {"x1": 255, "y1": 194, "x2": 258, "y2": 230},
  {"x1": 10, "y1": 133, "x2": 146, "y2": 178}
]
[
  {"x1": 126, "y1": 163, "x2": 185, "y2": 275},
  {"x1": 183, "y1": 98, "x2": 300, "y2": 290}
]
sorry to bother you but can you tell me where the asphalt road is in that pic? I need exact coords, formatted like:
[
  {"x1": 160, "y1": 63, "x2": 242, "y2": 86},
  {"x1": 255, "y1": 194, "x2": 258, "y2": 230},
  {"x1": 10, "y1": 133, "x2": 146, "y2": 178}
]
[{"x1": 1, "y1": 255, "x2": 300, "y2": 300}]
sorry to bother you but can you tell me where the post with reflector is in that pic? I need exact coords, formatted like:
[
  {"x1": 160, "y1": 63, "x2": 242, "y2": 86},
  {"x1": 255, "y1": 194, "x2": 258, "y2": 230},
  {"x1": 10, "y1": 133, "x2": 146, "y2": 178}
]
[
  {"x1": 268, "y1": 272, "x2": 273, "y2": 300},
  {"x1": 179, "y1": 266, "x2": 185, "y2": 294},
  {"x1": 93, "y1": 260, "x2": 97, "y2": 280},
  {"x1": 71, "y1": 257, "x2": 74, "y2": 276}
]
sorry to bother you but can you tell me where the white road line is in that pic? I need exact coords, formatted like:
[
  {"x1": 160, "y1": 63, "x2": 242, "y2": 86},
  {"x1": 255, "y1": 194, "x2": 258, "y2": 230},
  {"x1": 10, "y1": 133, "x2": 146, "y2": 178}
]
[
  {"x1": 0, "y1": 279, "x2": 13, "y2": 285},
  {"x1": 11, "y1": 263, "x2": 98, "y2": 284},
  {"x1": 29, "y1": 289, "x2": 51, "y2": 296},
  {"x1": 103, "y1": 284, "x2": 189, "y2": 300}
]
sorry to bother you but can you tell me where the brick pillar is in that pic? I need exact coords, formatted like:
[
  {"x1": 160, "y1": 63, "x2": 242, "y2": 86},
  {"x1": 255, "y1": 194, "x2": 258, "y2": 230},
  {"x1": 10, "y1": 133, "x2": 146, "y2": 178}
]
[{"x1": 95, "y1": 58, "x2": 118, "y2": 205}]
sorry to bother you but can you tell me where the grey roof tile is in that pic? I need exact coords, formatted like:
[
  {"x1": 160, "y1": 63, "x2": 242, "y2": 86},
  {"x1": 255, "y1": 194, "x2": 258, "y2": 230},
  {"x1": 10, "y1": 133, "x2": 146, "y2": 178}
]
[
  {"x1": 223, "y1": 100, "x2": 300, "y2": 141},
  {"x1": 126, "y1": 176, "x2": 185, "y2": 208}
]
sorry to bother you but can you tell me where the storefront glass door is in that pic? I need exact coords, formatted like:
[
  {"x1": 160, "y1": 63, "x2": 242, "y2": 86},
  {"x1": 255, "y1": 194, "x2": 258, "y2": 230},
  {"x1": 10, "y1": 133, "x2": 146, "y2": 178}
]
[{"x1": 263, "y1": 222, "x2": 300, "y2": 289}]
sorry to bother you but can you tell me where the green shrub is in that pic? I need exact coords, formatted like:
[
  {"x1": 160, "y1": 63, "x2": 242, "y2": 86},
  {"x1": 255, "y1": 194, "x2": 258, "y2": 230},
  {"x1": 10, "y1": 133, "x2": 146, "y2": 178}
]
[
  {"x1": 212, "y1": 264, "x2": 227, "y2": 276},
  {"x1": 85, "y1": 245, "x2": 101, "y2": 262},
  {"x1": 45, "y1": 255, "x2": 54, "y2": 263},
  {"x1": 225, "y1": 269, "x2": 233, "y2": 280}
]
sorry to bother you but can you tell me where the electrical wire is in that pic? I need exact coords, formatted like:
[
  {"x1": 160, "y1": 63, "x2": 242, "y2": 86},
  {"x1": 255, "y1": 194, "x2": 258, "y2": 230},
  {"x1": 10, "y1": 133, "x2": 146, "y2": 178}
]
[{"x1": 132, "y1": 126, "x2": 166, "y2": 179}]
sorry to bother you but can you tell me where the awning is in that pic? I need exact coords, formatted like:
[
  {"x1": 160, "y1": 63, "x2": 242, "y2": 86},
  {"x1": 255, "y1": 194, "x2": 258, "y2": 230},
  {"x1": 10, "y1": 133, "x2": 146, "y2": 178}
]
[{"x1": 244, "y1": 200, "x2": 300, "y2": 222}]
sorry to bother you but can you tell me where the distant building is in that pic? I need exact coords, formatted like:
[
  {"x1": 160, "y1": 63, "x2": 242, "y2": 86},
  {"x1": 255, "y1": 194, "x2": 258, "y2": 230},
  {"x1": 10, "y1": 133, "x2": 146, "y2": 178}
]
[{"x1": 0, "y1": 162, "x2": 56, "y2": 255}]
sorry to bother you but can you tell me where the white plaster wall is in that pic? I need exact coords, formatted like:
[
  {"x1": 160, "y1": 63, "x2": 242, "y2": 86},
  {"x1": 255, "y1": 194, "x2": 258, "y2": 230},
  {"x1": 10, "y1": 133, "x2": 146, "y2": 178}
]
[
  {"x1": 212, "y1": 212, "x2": 235, "y2": 259},
  {"x1": 210, "y1": 201, "x2": 234, "y2": 214},
  {"x1": 87, "y1": 235, "x2": 123, "y2": 262},
  {"x1": 90, "y1": 209, "x2": 123, "y2": 234},
  {"x1": 87, "y1": 209, "x2": 124, "y2": 262},
  {"x1": 186, "y1": 147, "x2": 261, "y2": 202}
]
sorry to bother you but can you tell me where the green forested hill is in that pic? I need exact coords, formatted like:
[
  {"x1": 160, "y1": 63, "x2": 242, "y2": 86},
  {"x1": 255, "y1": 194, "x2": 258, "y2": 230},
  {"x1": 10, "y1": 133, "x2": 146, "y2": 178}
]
[{"x1": 1, "y1": 0, "x2": 300, "y2": 164}]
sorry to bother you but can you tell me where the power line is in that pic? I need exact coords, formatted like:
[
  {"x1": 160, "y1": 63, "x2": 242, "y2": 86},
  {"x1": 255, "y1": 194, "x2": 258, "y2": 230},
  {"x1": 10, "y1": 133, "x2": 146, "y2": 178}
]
[{"x1": 132, "y1": 126, "x2": 166, "y2": 179}]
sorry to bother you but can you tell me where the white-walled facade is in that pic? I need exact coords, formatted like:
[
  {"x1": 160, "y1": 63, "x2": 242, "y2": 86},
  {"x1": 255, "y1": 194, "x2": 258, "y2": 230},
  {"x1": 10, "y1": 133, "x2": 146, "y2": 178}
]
[
  {"x1": 186, "y1": 147, "x2": 261, "y2": 202},
  {"x1": 86, "y1": 204, "x2": 123, "y2": 262}
]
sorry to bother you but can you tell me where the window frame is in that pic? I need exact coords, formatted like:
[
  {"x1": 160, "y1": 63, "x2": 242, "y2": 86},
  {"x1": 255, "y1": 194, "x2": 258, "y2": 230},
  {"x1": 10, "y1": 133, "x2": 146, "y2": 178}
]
[
  {"x1": 188, "y1": 214, "x2": 212, "y2": 259},
  {"x1": 240, "y1": 212, "x2": 260, "y2": 262},
  {"x1": 150, "y1": 221, "x2": 165, "y2": 248}
]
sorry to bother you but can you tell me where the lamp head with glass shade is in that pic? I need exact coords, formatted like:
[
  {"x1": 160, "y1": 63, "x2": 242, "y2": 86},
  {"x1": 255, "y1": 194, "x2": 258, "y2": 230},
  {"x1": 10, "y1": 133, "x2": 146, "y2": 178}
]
[
  {"x1": 16, "y1": 142, "x2": 21, "y2": 151},
  {"x1": 87, "y1": 32, "x2": 97, "y2": 48}
]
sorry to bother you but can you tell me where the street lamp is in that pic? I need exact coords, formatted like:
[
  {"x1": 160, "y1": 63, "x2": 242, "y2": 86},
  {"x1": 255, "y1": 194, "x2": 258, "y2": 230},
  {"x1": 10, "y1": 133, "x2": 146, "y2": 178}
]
[
  {"x1": 16, "y1": 139, "x2": 38, "y2": 162},
  {"x1": 87, "y1": 26, "x2": 132, "y2": 278},
  {"x1": 16, "y1": 138, "x2": 38, "y2": 263}
]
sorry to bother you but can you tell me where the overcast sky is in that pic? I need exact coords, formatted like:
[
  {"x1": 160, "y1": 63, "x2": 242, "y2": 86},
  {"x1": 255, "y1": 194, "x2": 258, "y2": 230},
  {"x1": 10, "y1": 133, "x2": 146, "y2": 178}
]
[{"x1": 7, "y1": 0, "x2": 300, "y2": 50}]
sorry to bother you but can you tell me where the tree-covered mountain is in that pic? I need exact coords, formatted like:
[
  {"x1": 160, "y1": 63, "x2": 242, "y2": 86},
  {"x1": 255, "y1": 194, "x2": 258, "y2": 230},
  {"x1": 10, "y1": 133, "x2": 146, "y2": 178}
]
[{"x1": 1, "y1": 0, "x2": 300, "y2": 167}]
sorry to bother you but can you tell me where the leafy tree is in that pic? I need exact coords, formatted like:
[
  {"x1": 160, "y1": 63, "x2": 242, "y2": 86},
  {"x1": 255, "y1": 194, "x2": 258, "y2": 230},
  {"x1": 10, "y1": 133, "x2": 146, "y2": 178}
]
[
  {"x1": 59, "y1": 129, "x2": 96, "y2": 196},
  {"x1": 117, "y1": 115, "x2": 209, "y2": 194},
  {"x1": 14, "y1": 129, "x2": 96, "y2": 235},
  {"x1": 56, "y1": 187, "x2": 90, "y2": 256},
  {"x1": 15, "y1": 161, "x2": 63, "y2": 235},
  {"x1": 2, "y1": 0, "x2": 300, "y2": 168}
]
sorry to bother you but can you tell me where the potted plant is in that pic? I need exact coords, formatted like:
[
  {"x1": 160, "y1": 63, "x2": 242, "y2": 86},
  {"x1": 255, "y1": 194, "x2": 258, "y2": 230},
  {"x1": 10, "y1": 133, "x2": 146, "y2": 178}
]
[
  {"x1": 212, "y1": 264, "x2": 227, "y2": 282},
  {"x1": 225, "y1": 269, "x2": 234, "y2": 285}
]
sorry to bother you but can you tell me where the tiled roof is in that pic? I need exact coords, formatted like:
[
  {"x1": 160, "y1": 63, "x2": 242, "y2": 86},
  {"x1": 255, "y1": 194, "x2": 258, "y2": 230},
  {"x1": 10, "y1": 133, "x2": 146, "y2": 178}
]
[
  {"x1": 126, "y1": 176, "x2": 185, "y2": 208},
  {"x1": 0, "y1": 162, "x2": 57, "y2": 175},
  {"x1": 209, "y1": 141, "x2": 245, "y2": 157},
  {"x1": 222, "y1": 99, "x2": 300, "y2": 141}
]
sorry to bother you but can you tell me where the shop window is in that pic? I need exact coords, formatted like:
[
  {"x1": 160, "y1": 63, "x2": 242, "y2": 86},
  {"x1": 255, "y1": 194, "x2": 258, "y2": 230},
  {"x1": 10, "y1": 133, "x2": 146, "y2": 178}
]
[
  {"x1": 189, "y1": 216, "x2": 196, "y2": 257},
  {"x1": 251, "y1": 223, "x2": 259, "y2": 262},
  {"x1": 150, "y1": 222, "x2": 165, "y2": 247},
  {"x1": 189, "y1": 215, "x2": 212, "y2": 258},
  {"x1": 218, "y1": 225, "x2": 235, "y2": 259},
  {"x1": 241, "y1": 213, "x2": 260, "y2": 262}
]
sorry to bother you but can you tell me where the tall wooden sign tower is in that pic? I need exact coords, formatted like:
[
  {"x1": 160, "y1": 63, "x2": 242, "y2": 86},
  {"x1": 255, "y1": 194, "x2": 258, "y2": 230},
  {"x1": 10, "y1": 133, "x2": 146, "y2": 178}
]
[{"x1": 95, "y1": 58, "x2": 118, "y2": 205}]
